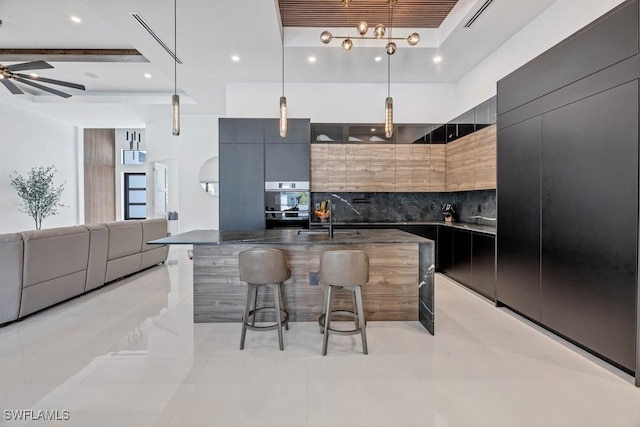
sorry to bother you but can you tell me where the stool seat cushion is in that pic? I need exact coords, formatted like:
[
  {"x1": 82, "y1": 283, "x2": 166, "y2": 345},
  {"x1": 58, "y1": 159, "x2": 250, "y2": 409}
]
[
  {"x1": 319, "y1": 250, "x2": 369, "y2": 286},
  {"x1": 239, "y1": 248, "x2": 290, "y2": 285}
]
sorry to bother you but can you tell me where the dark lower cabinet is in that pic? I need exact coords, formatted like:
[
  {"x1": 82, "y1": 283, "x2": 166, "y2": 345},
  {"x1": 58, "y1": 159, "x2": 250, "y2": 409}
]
[
  {"x1": 449, "y1": 229, "x2": 472, "y2": 287},
  {"x1": 437, "y1": 227, "x2": 453, "y2": 273},
  {"x1": 471, "y1": 233, "x2": 496, "y2": 300}
]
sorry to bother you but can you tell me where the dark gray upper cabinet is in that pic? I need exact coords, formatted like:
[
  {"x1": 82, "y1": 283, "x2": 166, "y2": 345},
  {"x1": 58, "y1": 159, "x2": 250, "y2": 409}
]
[
  {"x1": 265, "y1": 143, "x2": 310, "y2": 182},
  {"x1": 498, "y1": 0, "x2": 639, "y2": 115},
  {"x1": 219, "y1": 118, "x2": 265, "y2": 144},
  {"x1": 496, "y1": 116, "x2": 542, "y2": 321},
  {"x1": 540, "y1": 81, "x2": 638, "y2": 372},
  {"x1": 264, "y1": 119, "x2": 310, "y2": 144}
]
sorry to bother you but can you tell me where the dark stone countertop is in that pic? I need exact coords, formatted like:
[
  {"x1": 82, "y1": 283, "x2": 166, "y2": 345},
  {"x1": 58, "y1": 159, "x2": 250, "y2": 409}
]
[
  {"x1": 326, "y1": 221, "x2": 496, "y2": 236},
  {"x1": 150, "y1": 228, "x2": 432, "y2": 246}
]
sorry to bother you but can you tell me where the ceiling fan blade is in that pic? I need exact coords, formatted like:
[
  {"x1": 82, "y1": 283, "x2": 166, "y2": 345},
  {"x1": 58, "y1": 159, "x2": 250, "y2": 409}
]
[
  {"x1": 1, "y1": 78, "x2": 25, "y2": 94},
  {"x1": 15, "y1": 73, "x2": 85, "y2": 91},
  {"x1": 6, "y1": 60, "x2": 54, "y2": 72},
  {"x1": 13, "y1": 77, "x2": 72, "y2": 98}
]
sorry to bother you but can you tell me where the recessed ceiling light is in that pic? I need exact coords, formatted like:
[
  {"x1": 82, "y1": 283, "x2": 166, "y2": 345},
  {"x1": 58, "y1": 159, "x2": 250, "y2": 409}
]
[
  {"x1": 70, "y1": 16, "x2": 82, "y2": 24},
  {"x1": 29, "y1": 73, "x2": 38, "y2": 78},
  {"x1": 231, "y1": 55, "x2": 240, "y2": 62},
  {"x1": 433, "y1": 56, "x2": 443, "y2": 63},
  {"x1": 374, "y1": 56, "x2": 382, "y2": 62},
  {"x1": 371, "y1": 128, "x2": 376, "y2": 132},
  {"x1": 308, "y1": 56, "x2": 317, "y2": 63},
  {"x1": 144, "y1": 73, "x2": 152, "y2": 79}
]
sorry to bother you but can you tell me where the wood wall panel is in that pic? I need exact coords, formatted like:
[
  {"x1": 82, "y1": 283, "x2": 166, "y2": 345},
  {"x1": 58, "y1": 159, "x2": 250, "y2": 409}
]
[
  {"x1": 193, "y1": 242, "x2": 419, "y2": 322},
  {"x1": 474, "y1": 125, "x2": 497, "y2": 189},
  {"x1": 84, "y1": 129, "x2": 115, "y2": 224}
]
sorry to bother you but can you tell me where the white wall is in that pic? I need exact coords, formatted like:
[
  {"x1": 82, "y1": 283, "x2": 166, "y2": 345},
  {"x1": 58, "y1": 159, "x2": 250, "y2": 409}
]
[
  {"x1": 226, "y1": 83, "x2": 457, "y2": 123},
  {"x1": 145, "y1": 114, "x2": 219, "y2": 232},
  {"x1": 0, "y1": 104, "x2": 80, "y2": 233},
  {"x1": 452, "y1": 0, "x2": 628, "y2": 118}
]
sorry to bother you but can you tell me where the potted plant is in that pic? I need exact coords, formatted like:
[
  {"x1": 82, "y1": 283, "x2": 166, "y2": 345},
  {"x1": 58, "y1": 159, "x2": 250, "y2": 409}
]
[{"x1": 10, "y1": 165, "x2": 66, "y2": 230}]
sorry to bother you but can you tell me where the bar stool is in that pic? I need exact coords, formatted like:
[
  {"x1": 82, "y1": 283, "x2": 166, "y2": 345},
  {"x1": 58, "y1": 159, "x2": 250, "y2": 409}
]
[
  {"x1": 238, "y1": 248, "x2": 291, "y2": 351},
  {"x1": 318, "y1": 250, "x2": 369, "y2": 356}
]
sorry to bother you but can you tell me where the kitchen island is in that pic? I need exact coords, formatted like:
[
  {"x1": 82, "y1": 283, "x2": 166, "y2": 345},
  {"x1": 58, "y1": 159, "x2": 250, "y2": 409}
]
[{"x1": 152, "y1": 229, "x2": 435, "y2": 334}]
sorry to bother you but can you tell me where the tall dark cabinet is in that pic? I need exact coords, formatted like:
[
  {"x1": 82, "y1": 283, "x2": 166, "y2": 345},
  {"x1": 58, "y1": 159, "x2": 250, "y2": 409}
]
[
  {"x1": 219, "y1": 118, "x2": 310, "y2": 230},
  {"x1": 497, "y1": 0, "x2": 639, "y2": 382}
]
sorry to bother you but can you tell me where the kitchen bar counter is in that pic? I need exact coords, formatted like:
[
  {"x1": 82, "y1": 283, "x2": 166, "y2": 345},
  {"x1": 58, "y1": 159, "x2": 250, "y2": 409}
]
[
  {"x1": 314, "y1": 221, "x2": 496, "y2": 235},
  {"x1": 152, "y1": 229, "x2": 435, "y2": 334}
]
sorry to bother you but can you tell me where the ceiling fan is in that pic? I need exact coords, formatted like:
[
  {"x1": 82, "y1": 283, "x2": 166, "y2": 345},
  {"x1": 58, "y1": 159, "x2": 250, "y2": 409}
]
[{"x1": 0, "y1": 60, "x2": 85, "y2": 98}]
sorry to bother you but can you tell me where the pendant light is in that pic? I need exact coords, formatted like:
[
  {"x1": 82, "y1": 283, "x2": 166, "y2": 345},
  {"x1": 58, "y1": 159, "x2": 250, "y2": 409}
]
[
  {"x1": 385, "y1": 3, "x2": 394, "y2": 138},
  {"x1": 172, "y1": 0, "x2": 180, "y2": 136},
  {"x1": 279, "y1": 25, "x2": 288, "y2": 137}
]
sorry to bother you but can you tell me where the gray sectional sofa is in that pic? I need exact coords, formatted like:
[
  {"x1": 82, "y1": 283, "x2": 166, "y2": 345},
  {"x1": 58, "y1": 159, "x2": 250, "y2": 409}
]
[{"x1": 0, "y1": 218, "x2": 169, "y2": 326}]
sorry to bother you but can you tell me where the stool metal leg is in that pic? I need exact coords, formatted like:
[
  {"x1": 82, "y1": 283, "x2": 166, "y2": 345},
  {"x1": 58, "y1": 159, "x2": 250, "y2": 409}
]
[
  {"x1": 250, "y1": 286, "x2": 259, "y2": 327},
  {"x1": 320, "y1": 284, "x2": 329, "y2": 334},
  {"x1": 272, "y1": 284, "x2": 284, "y2": 351},
  {"x1": 240, "y1": 284, "x2": 254, "y2": 350},
  {"x1": 352, "y1": 290, "x2": 360, "y2": 330},
  {"x1": 355, "y1": 285, "x2": 368, "y2": 355},
  {"x1": 279, "y1": 282, "x2": 289, "y2": 331},
  {"x1": 322, "y1": 285, "x2": 333, "y2": 356}
]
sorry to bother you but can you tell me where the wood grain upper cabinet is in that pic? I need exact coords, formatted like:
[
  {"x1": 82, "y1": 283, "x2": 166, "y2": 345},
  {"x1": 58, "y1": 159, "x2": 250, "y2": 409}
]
[
  {"x1": 345, "y1": 144, "x2": 370, "y2": 191},
  {"x1": 430, "y1": 144, "x2": 446, "y2": 191},
  {"x1": 310, "y1": 144, "x2": 329, "y2": 191},
  {"x1": 446, "y1": 124, "x2": 496, "y2": 191},
  {"x1": 395, "y1": 145, "x2": 412, "y2": 191},
  {"x1": 370, "y1": 145, "x2": 395, "y2": 192}
]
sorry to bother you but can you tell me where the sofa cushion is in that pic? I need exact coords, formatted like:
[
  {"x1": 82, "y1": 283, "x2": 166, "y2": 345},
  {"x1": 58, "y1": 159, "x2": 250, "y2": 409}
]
[
  {"x1": 106, "y1": 220, "x2": 142, "y2": 260},
  {"x1": 0, "y1": 234, "x2": 23, "y2": 324},
  {"x1": 141, "y1": 218, "x2": 168, "y2": 252},
  {"x1": 20, "y1": 226, "x2": 90, "y2": 288},
  {"x1": 86, "y1": 224, "x2": 109, "y2": 291}
]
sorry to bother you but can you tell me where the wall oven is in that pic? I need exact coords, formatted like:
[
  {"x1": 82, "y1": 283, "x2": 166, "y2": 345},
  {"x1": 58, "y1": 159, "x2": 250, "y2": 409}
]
[{"x1": 264, "y1": 181, "x2": 310, "y2": 229}]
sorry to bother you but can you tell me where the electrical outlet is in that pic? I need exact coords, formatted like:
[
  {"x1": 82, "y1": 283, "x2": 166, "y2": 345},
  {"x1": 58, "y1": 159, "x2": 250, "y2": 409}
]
[{"x1": 309, "y1": 272, "x2": 319, "y2": 286}]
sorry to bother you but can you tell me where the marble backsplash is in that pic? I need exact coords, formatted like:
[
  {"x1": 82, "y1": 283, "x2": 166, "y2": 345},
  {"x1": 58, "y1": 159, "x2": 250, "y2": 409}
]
[{"x1": 311, "y1": 190, "x2": 496, "y2": 226}]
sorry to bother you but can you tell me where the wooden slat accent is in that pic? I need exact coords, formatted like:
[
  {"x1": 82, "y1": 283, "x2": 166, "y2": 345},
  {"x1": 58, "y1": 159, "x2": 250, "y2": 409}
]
[
  {"x1": 193, "y1": 242, "x2": 419, "y2": 322},
  {"x1": 279, "y1": 0, "x2": 459, "y2": 29},
  {"x1": 0, "y1": 49, "x2": 147, "y2": 63},
  {"x1": 84, "y1": 129, "x2": 115, "y2": 224}
]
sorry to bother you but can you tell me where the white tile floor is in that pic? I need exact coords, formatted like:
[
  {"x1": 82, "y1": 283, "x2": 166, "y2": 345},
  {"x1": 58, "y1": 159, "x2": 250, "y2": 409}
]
[{"x1": 1, "y1": 246, "x2": 639, "y2": 426}]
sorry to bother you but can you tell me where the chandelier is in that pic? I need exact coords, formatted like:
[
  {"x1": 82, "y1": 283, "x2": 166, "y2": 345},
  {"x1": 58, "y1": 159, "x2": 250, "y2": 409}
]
[{"x1": 320, "y1": 0, "x2": 419, "y2": 55}]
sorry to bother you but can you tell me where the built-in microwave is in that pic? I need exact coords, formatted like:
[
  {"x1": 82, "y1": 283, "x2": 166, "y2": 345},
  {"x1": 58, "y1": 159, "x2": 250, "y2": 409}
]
[{"x1": 264, "y1": 182, "x2": 310, "y2": 229}]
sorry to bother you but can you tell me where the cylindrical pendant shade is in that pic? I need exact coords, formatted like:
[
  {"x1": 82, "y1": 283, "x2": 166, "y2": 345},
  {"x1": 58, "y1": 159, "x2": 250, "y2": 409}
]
[
  {"x1": 279, "y1": 96, "x2": 288, "y2": 137},
  {"x1": 385, "y1": 97, "x2": 393, "y2": 138},
  {"x1": 172, "y1": 94, "x2": 180, "y2": 136}
]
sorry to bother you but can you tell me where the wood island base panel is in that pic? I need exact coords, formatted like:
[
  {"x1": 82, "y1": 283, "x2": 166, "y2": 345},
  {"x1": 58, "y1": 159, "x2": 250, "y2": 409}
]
[{"x1": 151, "y1": 229, "x2": 435, "y2": 334}]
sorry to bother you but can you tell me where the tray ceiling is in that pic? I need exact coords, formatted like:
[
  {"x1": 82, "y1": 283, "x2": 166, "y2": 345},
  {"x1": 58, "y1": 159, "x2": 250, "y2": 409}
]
[{"x1": 278, "y1": 0, "x2": 459, "y2": 28}]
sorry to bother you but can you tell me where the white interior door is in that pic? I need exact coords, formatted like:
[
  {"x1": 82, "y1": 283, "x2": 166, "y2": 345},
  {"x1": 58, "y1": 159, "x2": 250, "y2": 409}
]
[{"x1": 153, "y1": 163, "x2": 169, "y2": 218}]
